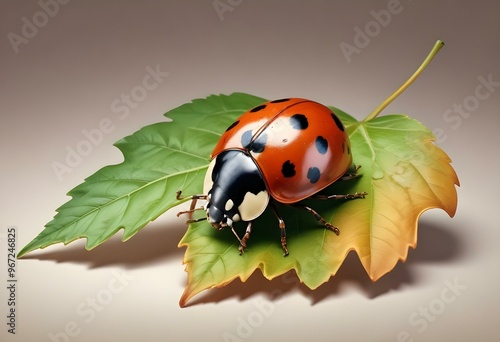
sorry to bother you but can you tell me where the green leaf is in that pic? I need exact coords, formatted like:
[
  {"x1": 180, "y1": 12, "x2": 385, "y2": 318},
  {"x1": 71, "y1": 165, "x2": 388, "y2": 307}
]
[
  {"x1": 18, "y1": 93, "x2": 266, "y2": 258},
  {"x1": 177, "y1": 102, "x2": 459, "y2": 306}
]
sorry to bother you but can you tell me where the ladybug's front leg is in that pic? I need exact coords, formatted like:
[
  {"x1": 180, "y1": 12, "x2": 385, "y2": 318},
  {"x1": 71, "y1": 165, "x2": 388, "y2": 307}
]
[
  {"x1": 176, "y1": 190, "x2": 207, "y2": 202},
  {"x1": 237, "y1": 221, "x2": 253, "y2": 255},
  {"x1": 176, "y1": 191, "x2": 208, "y2": 222}
]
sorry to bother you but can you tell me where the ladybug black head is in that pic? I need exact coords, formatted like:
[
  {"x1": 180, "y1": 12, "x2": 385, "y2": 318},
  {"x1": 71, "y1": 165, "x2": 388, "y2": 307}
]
[
  {"x1": 206, "y1": 201, "x2": 232, "y2": 230},
  {"x1": 203, "y1": 150, "x2": 270, "y2": 230}
]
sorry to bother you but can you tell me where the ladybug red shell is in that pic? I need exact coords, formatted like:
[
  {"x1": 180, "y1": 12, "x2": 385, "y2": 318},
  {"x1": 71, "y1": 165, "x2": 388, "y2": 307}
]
[
  {"x1": 178, "y1": 97, "x2": 364, "y2": 256},
  {"x1": 210, "y1": 98, "x2": 352, "y2": 203}
]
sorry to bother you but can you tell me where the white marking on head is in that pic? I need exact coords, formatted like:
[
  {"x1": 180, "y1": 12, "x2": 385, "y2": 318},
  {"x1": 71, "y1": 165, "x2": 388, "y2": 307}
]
[
  {"x1": 225, "y1": 199, "x2": 234, "y2": 211},
  {"x1": 238, "y1": 190, "x2": 269, "y2": 221}
]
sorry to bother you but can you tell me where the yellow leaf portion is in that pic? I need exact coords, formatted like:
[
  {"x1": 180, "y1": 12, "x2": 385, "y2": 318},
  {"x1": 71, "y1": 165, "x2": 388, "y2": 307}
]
[{"x1": 344, "y1": 114, "x2": 459, "y2": 280}]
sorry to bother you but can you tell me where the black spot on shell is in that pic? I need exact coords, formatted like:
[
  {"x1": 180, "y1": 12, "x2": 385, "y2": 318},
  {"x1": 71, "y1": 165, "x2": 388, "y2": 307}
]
[
  {"x1": 250, "y1": 133, "x2": 267, "y2": 153},
  {"x1": 307, "y1": 167, "x2": 321, "y2": 184},
  {"x1": 241, "y1": 130, "x2": 252, "y2": 148},
  {"x1": 315, "y1": 136, "x2": 328, "y2": 154},
  {"x1": 290, "y1": 114, "x2": 308, "y2": 130},
  {"x1": 241, "y1": 130, "x2": 267, "y2": 153},
  {"x1": 225, "y1": 120, "x2": 239, "y2": 132},
  {"x1": 270, "y1": 98, "x2": 290, "y2": 103},
  {"x1": 331, "y1": 113, "x2": 345, "y2": 131},
  {"x1": 251, "y1": 104, "x2": 267, "y2": 112},
  {"x1": 282, "y1": 160, "x2": 296, "y2": 177}
]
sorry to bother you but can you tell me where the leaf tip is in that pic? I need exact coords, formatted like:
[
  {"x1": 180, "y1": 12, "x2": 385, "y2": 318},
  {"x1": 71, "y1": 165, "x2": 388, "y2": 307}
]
[
  {"x1": 179, "y1": 294, "x2": 189, "y2": 308},
  {"x1": 17, "y1": 239, "x2": 42, "y2": 259},
  {"x1": 16, "y1": 248, "x2": 29, "y2": 259}
]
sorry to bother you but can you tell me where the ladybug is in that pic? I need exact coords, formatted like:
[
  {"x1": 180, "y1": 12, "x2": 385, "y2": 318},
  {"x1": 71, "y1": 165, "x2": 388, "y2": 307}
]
[{"x1": 177, "y1": 98, "x2": 366, "y2": 256}]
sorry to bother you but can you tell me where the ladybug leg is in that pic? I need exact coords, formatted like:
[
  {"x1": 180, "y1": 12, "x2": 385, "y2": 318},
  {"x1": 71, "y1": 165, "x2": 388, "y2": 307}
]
[
  {"x1": 175, "y1": 191, "x2": 208, "y2": 222},
  {"x1": 295, "y1": 191, "x2": 366, "y2": 234},
  {"x1": 236, "y1": 221, "x2": 253, "y2": 255},
  {"x1": 310, "y1": 192, "x2": 367, "y2": 200},
  {"x1": 340, "y1": 164, "x2": 362, "y2": 181},
  {"x1": 175, "y1": 190, "x2": 207, "y2": 202},
  {"x1": 292, "y1": 204, "x2": 340, "y2": 235},
  {"x1": 271, "y1": 203, "x2": 289, "y2": 257}
]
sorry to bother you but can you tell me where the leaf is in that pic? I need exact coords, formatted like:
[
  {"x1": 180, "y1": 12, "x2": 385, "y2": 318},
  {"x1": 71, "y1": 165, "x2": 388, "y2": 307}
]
[
  {"x1": 18, "y1": 93, "x2": 266, "y2": 258},
  {"x1": 177, "y1": 103, "x2": 459, "y2": 306},
  {"x1": 19, "y1": 93, "x2": 458, "y2": 308}
]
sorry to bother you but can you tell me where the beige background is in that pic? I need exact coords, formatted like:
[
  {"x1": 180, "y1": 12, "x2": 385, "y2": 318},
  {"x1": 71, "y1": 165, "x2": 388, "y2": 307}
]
[{"x1": 1, "y1": 1, "x2": 499, "y2": 341}]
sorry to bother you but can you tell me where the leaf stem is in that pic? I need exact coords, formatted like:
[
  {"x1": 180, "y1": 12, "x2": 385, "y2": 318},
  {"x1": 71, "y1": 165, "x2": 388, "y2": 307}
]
[{"x1": 363, "y1": 40, "x2": 445, "y2": 122}]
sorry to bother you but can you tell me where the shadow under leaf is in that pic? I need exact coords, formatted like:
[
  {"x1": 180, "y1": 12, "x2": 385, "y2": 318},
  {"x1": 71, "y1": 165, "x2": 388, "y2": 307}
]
[
  {"x1": 22, "y1": 217, "x2": 468, "y2": 306},
  {"x1": 22, "y1": 219, "x2": 187, "y2": 269},
  {"x1": 186, "y1": 219, "x2": 468, "y2": 306}
]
